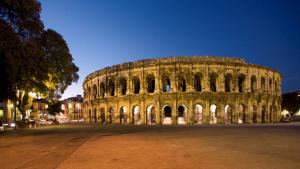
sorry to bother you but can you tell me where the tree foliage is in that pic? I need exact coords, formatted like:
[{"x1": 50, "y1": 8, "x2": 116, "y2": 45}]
[
  {"x1": 282, "y1": 92, "x2": 300, "y2": 115},
  {"x1": 47, "y1": 100, "x2": 62, "y2": 115},
  {"x1": 0, "y1": 0, "x2": 79, "y2": 122}
]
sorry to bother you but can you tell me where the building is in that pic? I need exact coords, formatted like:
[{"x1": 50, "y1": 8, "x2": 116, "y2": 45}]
[
  {"x1": 61, "y1": 95, "x2": 83, "y2": 120},
  {"x1": 83, "y1": 56, "x2": 282, "y2": 125},
  {"x1": 31, "y1": 98, "x2": 48, "y2": 119},
  {"x1": 0, "y1": 100, "x2": 15, "y2": 122}
]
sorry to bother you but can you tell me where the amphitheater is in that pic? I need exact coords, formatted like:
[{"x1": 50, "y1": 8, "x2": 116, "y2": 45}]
[{"x1": 83, "y1": 56, "x2": 282, "y2": 125}]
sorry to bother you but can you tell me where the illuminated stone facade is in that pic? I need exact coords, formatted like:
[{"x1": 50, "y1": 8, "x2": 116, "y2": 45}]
[{"x1": 83, "y1": 56, "x2": 282, "y2": 125}]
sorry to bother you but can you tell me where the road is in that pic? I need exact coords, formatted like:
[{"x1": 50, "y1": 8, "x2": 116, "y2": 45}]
[{"x1": 0, "y1": 123, "x2": 300, "y2": 169}]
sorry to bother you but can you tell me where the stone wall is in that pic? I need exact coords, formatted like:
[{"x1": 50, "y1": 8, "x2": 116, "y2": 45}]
[{"x1": 83, "y1": 56, "x2": 282, "y2": 125}]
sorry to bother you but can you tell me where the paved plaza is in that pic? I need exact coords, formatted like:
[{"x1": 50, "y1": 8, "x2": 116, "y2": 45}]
[{"x1": 0, "y1": 124, "x2": 300, "y2": 169}]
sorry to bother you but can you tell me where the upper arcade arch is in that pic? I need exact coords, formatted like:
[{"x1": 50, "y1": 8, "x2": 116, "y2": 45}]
[{"x1": 194, "y1": 73, "x2": 202, "y2": 92}]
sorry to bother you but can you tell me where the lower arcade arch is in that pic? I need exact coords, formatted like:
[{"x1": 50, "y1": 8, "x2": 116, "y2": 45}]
[
  {"x1": 194, "y1": 104, "x2": 203, "y2": 124},
  {"x1": 252, "y1": 105, "x2": 258, "y2": 123},
  {"x1": 177, "y1": 105, "x2": 187, "y2": 124},
  {"x1": 146, "y1": 105, "x2": 156, "y2": 124},
  {"x1": 132, "y1": 106, "x2": 141, "y2": 124},
  {"x1": 238, "y1": 104, "x2": 246, "y2": 124},
  {"x1": 100, "y1": 108, "x2": 105, "y2": 123},
  {"x1": 119, "y1": 106, "x2": 127, "y2": 124},
  {"x1": 210, "y1": 104, "x2": 217, "y2": 124},
  {"x1": 162, "y1": 105, "x2": 172, "y2": 124},
  {"x1": 225, "y1": 105, "x2": 233, "y2": 124},
  {"x1": 109, "y1": 107, "x2": 115, "y2": 124}
]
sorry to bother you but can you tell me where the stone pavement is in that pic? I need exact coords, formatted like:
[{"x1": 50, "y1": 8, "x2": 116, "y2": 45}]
[{"x1": 0, "y1": 124, "x2": 300, "y2": 169}]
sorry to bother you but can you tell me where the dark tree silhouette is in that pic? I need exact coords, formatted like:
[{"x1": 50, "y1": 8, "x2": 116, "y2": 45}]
[{"x1": 0, "y1": 0, "x2": 79, "y2": 124}]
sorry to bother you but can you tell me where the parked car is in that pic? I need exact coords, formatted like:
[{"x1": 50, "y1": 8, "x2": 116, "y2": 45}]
[
  {"x1": 26, "y1": 118, "x2": 37, "y2": 127},
  {"x1": 1, "y1": 121, "x2": 16, "y2": 130}
]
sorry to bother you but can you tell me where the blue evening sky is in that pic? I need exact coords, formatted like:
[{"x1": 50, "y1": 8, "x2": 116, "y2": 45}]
[{"x1": 39, "y1": 0, "x2": 300, "y2": 99}]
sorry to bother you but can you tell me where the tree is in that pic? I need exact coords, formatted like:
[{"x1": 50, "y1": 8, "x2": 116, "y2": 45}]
[
  {"x1": 0, "y1": 0, "x2": 79, "y2": 125},
  {"x1": 47, "y1": 100, "x2": 62, "y2": 115}
]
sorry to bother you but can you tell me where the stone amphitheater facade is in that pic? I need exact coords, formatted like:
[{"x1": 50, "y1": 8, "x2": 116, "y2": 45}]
[{"x1": 83, "y1": 56, "x2": 282, "y2": 125}]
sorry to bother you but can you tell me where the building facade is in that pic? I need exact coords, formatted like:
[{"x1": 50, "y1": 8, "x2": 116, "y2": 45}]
[
  {"x1": 83, "y1": 56, "x2": 282, "y2": 125},
  {"x1": 31, "y1": 99, "x2": 48, "y2": 119},
  {"x1": 61, "y1": 95, "x2": 83, "y2": 120}
]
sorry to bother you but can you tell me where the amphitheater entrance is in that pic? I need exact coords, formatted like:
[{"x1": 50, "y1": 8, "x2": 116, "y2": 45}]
[
  {"x1": 252, "y1": 106, "x2": 258, "y2": 123},
  {"x1": 210, "y1": 104, "x2": 217, "y2": 124},
  {"x1": 120, "y1": 106, "x2": 127, "y2": 124},
  {"x1": 162, "y1": 105, "x2": 172, "y2": 124},
  {"x1": 194, "y1": 104, "x2": 203, "y2": 124},
  {"x1": 238, "y1": 104, "x2": 246, "y2": 124},
  {"x1": 109, "y1": 107, "x2": 115, "y2": 124},
  {"x1": 177, "y1": 105, "x2": 187, "y2": 124},
  {"x1": 225, "y1": 105, "x2": 233, "y2": 124},
  {"x1": 93, "y1": 108, "x2": 97, "y2": 123},
  {"x1": 133, "y1": 106, "x2": 141, "y2": 124},
  {"x1": 146, "y1": 105, "x2": 156, "y2": 124},
  {"x1": 100, "y1": 108, "x2": 105, "y2": 123}
]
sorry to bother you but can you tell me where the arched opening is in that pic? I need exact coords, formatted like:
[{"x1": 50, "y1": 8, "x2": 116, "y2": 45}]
[
  {"x1": 109, "y1": 79, "x2": 115, "y2": 96},
  {"x1": 225, "y1": 73, "x2": 232, "y2": 92},
  {"x1": 109, "y1": 107, "x2": 115, "y2": 124},
  {"x1": 93, "y1": 84, "x2": 97, "y2": 99},
  {"x1": 119, "y1": 77, "x2": 127, "y2": 95},
  {"x1": 238, "y1": 74, "x2": 246, "y2": 93},
  {"x1": 269, "y1": 79, "x2": 272, "y2": 92},
  {"x1": 119, "y1": 106, "x2": 127, "y2": 124},
  {"x1": 177, "y1": 105, "x2": 187, "y2": 124},
  {"x1": 133, "y1": 106, "x2": 141, "y2": 125},
  {"x1": 132, "y1": 76, "x2": 140, "y2": 94},
  {"x1": 99, "y1": 82, "x2": 105, "y2": 98},
  {"x1": 100, "y1": 108, "x2": 105, "y2": 123},
  {"x1": 210, "y1": 104, "x2": 217, "y2": 124},
  {"x1": 194, "y1": 73, "x2": 202, "y2": 92},
  {"x1": 94, "y1": 108, "x2": 97, "y2": 123},
  {"x1": 88, "y1": 86, "x2": 91, "y2": 99},
  {"x1": 251, "y1": 75, "x2": 257, "y2": 93},
  {"x1": 146, "y1": 105, "x2": 156, "y2": 124},
  {"x1": 261, "y1": 77, "x2": 266, "y2": 92},
  {"x1": 238, "y1": 104, "x2": 246, "y2": 124},
  {"x1": 252, "y1": 105, "x2": 258, "y2": 123},
  {"x1": 146, "y1": 75, "x2": 155, "y2": 93},
  {"x1": 274, "y1": 80, "x2": 278, "y2": 94},
  {"x1": 194, "y1": 104, "x2": 203, "y2": 124},
  {"x1": 209, "y1": 73, "x2": 217, "y2": 92},
  {"x1": 162, "y1": 105, "x2": 172, "y2": 124},
  {"x1": 225, "y1": 105, "x2": 233, "y2": 124},
  {"x1": 178, "y1": 76, "x2": 186, "y2": 92},
  {"x1": 162, "y1": 75, "x2": 171, "y2": 92}
]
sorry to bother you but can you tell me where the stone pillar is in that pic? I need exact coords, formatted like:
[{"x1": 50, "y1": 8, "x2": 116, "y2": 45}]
[
  {"x1": 204, "y1": 100, "x2": 210, "y2": 124},
  {"x1": 172, "y1": 102, "x2": 176, "y2": 124},
  {"x1": 141, "y1": 99, "x2": 145, "y2": 125},
  {"x1": 257, "y1": 104, "x2": 262, "y2": 124},
  {"x1": 188, "y1": 100, "x2": 193, "y2": 124},
  {"x1": 155, "y1": 74, "x2": 160, "y2": 93},
  {"x1": 218, "y1": 72, "x2": 225, "y2": 92},
  {"x1": 247, "y1": 102, "x2": 253, "y2": 124},
  {"x1": 157, "y1": 101, "x2": 161, "y2": 125},
  {"x1": 218, "y1": 104, "x2": 225, "y2": 124}
]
